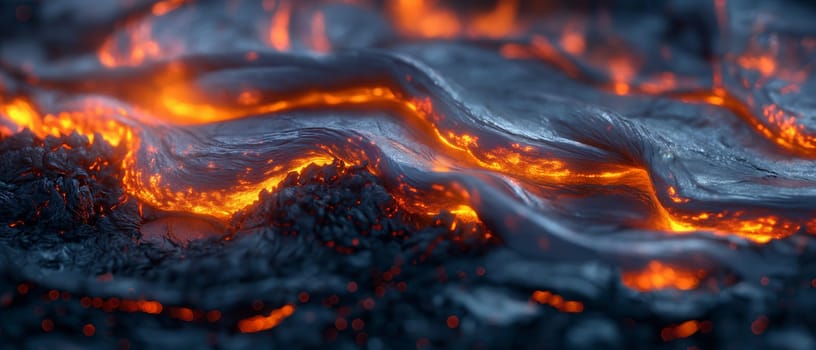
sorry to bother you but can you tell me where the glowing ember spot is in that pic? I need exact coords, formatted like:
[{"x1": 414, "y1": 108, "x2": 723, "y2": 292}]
[
  {"x1": 621, "y1": 261, "x2": 703, "y2": 292},
  {"x1": 609, "y1": 58, "x2": 635, "y2": 95},
  {"x1": 531, "y1": 290, "x2": 584, "y2": 313},
  {"x1": 561, "y1": 30, "x2": 586, "y2": 55},
  {"x1": 269, "y1": 1, "x2": 292, "y2": 51},
  {"x1": 83, "y1": 324, "x2": 95, "y2": 336},
  {"x1": 310, "y1": 11, "x2": 331, "y2": 53},
  {"x1": 667, "y1": 186, "x2": 689, "y2": 204},
  {"x1": 738, "y1": 55, "x2": 777, "y2": 77},
  {"x1": 171, "y1": 307, "x2": 195, "y2": 321},
  {"x1": 449, "y1": 205, "x2": 480, "y2": 223},
  {"x1": 238, "y1": 304, "x2": 295, "y2": 333},
  {"x1": 661, "y1": 320, "x2": 700, "y2": 341},
  {"x1": 136, "y1": 300, "x2": 163, "y2": 314}
]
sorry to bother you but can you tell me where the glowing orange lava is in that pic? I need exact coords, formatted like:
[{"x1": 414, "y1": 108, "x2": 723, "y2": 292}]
[
  {"x1": 98, "y1": 3, "x2": 185, "y2": 68},
  {"x1": 661, "y1": 320, "x2": 701, "y2": 341},
  {"x1": 238, "y1": 304, "x2": 295, "y2": 333},
  {"x1": 674, "y1": 90, "x2": 816, "y2": 157},
  {"x1": 1, "y1": 0, "x2": 813, "y2": 299},
  {"x1": 269, "y1": 0, "x2": 292, "y2": 51},
  {"x1": 387, "y1": 0, "x2": 523, "y2": 39},
  {"x1": 621, "y1": 261, "x2": 704, "y2": 292},
  {"x1": 388, "y1": 0, "x2": 460, "y2": 39},
  {"x1": 0, "y1": 80, "x2": 802, "y2": 240},
  {"x1": 531, "y1": 290, "x2": 584, "y2": 313}
]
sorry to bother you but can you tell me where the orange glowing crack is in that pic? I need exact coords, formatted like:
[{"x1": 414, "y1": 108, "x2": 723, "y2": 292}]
[
  {"x1": 0, "y1": 82, "x2": 802, "y2": 241},
  {"x1": 125, "y1": 155, "x2": 335, "y2": 219},
  {"x1": 675, "y1": 90, "x2": 816, "y2": 158},
  {"x1": 621, "y1": 261, "x2": 704, "y2": 292},
  {"x1": 388, "y1": 0, "x2": 461, "y2": 39},
  {"x1": 531, "y1": 290, "x2": 584, "y2": 313},
  {"x1": 496, "y1": 28, "x2": 816, "y2": 158},
  {"x1": 238, "y1": 304, "x2": 295, "y2": 333}
]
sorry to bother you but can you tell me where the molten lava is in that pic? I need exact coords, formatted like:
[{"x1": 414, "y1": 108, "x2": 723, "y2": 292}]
[
  {"x1": 2, "y1": 0, "x2": 815, "y2": 297},
  {"x1": 621, "y1": 261, "x2": 704, "y2": 292}
]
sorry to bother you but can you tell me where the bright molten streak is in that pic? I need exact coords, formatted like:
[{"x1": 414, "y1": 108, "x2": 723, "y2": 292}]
[{"x1": 0, "y1": 83, "x2": 799, "y2": 242}]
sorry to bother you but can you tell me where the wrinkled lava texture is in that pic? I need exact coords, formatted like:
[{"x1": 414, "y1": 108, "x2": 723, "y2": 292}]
[{"x1": 2, "y1": 0, "x2": 816, "y2": 349}]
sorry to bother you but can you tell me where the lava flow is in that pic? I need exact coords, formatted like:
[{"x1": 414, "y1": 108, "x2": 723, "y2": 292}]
[
  {"x1": 0, "y1": 0, "x2": 816, "y2": 322},
  {"x1": 0, "y1": 71, "x2": 800, "y2": 243},
  {"x1": 3, "y1": 2, "x2": 816, "y2": 348}
]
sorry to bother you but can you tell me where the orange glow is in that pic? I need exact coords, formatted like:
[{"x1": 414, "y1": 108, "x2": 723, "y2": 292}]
[
  {"x1": 126, "y1": 155, "x2": 334, "y2": 219},
  {"x1": 531, "y1": 290, "x2": 584, "y2": 313},
  {"x1": 388, "y1": 0, "x2": 461, "y2": 39},
  {"x1": 137, "y1": 300, "x2": 163, "y2": 314},
  {"x1": 661, "y1": 320, "x2": 700, "y2": 341},
  {"x1": 310, "y1": 11, "x2": 332, "y2": 53},
  {"x1": 98, "y1": 18, "x2": 182, "y2": 68},
  {"x1": 0, "y1": 98, "x2": 40, "y2": 134},
  {"x1": 561, "y1": 30, "x2": 586, "y2": 55},
  {"x1": 621, "y1": 261, "x2": 703, "y2": 292},
  {"x1": 1, "y1": 82, "x2": 803, "y2": 240},
  {"x1": 677, "y1": 90, "x2": 816, "y2": 157},
  {"x1": 609, "y1": 58, "x2": 636, "y2": 95},
  {"x1": 449, "y1": 205, "x2": 480, "y2": 223},
  {"x1": 238, "y1": 304, "x2": 295, "y2": 333},
  {"x1": 667, "y1": 186, "x2": 689, "y2": 204},
  {"x1": 171, "y1": 307, "x2": 195, "y2": 321},
  {"x1": 118, "y1": 299, "x2": 164, "y2": 314},
  {"x1": 502, "y1": 32, "x2": 816, "y2": 159},
  {"x1": 0, "y1": 98, "x2": 134, "y2": 148},
  {"x1": 502, "y1": 35, "x2": 582, "y2": 78},
  {"x1": 387, "y1": 0, "x2": 524, "y2": 39},
  {"x1": 269, "y1": 1, "x2": 292, "y2": 51},
  {"x1": 469, "y1": 0, "x2": 520, "y2": 38},
  {"x1": 152, "y1": 0, "x2": 189, "y2": 16},
  {"x1": 738, "y1": 55, "x2": 777, "y2": 77}
]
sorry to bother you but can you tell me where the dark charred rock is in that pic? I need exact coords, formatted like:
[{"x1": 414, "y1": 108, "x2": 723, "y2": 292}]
[
  {"x1": 0, "y1": 131, "x2": 134, "y2": 239},
  {"x1": 2, "y1": 134, "x2": 814, "y2": 349}
]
